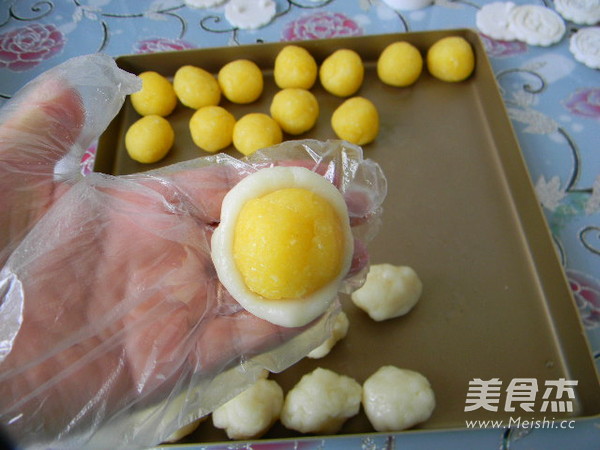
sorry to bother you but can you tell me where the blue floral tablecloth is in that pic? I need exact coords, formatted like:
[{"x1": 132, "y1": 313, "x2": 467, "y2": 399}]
[{"x1": 0, "y1": 1, "x2": 598, "y2": 449}]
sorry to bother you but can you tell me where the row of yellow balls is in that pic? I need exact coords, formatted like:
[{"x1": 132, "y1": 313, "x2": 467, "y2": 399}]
[{"x1": 124, "y1": 36, "x2": 475, "y2": 164}]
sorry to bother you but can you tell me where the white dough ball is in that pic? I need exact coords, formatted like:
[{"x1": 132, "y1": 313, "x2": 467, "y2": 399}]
[
  {"x1": 351, "y1": 264, "x2": 422, "y2": 321},
  {"x1": 163, "y1": 418, "x2": 204, "y2": 443},
  {"x1": 362, "y1": 366, "x2": 435, "y2": 432},
  {"x1": 281, "y1": 367, "x2": 362, "y2": 434},
  {"x1": 307, "y1": 311, "x2": 349, "y2": 359},
  {"x1": 212, "y1": 378, "x2": 283, "y2": 440}
]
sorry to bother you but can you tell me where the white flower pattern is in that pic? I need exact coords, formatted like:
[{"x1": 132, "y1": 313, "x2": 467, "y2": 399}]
[
  {"x1": 535, "y1": 176, "x2": 566, "y2": 211},
  {"x1": 586, "y1": 175, "x2": 600, "y2": 215},
  {"x1": 507, "y1": 106, "x2": 559, "y2": 134}
]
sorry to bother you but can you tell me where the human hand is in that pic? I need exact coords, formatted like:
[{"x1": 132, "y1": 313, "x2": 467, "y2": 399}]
[{"x1": 0, "y1": 55, "x2": 386, "y2": 448}]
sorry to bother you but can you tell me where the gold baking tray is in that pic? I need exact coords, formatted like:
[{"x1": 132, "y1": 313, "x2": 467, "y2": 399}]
[{"x1": 94, "y1": 29, "x2": 600, "y2": 443}]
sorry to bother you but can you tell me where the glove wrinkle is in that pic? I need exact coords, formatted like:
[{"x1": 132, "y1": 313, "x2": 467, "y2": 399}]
[{"x1": 0, "y1": 54, "x2": 387, "y2": 448}]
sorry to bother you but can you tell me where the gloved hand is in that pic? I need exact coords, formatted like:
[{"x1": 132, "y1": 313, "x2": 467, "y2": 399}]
[{"x1": 0, "y1": 54, "x2": 386, "y2": 449}]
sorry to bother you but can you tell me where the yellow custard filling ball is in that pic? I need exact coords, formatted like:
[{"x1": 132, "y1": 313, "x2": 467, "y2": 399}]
[
  {"x1": 234, "y1": 187, "x2": 344, "y2": 300},
  {"x1": 377, "y1": 41, "x2": 423, "y2": 87},
  {"x1": 426, "y1": 36, "x2": 475, "y2": 82},
  {"x1": 270, "y1": 88, "x2": 319, "y2": 135},
  {"x1": 233, "y1": 113, "x2": 282, "y2": 156},
  {"x1": 125, "y1": 115, "x2": 174, "y2": 164},
  {"x1": 218, "y1": 59, "x2": 264, "y2": 104},
  {"x1": 274, "y1": 45, "x2": 318, "y2": 89},
  {"x1": 319, "y1": 49, "x2": 364, "y2": 97},
  {"x1": 331, "y1": 96, "x2": 379, "y2": 146},
  {"x1": 130, "y1": 71, "x2": 177, "y2": 117},
  {"x1": 173, "y1": 65, "x2": 221, "y2": 109},
  {"x1": 189, "y1": 105, "x2": 236, "y2": 153}
]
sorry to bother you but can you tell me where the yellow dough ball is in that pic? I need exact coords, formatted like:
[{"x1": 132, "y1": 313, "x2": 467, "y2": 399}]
[
  {"x1": 319, "y1": 49, "x2": 364, "y2": 97},
  {"x1": 426, "y1": 36, "x2": 475, "y2": 82},
  {"x1": 125, "y1": 115, "x2": 174, "y2": 164},
  {"x1": 233, "y1": 113, "x2": 282, "y2": 156},
  {"x1": 377, "y1": 41, "x2": 423, "y2": 87},
  {"x1": 274, "y1": 45, "x2": 318, "y2": 89},
  {"x1": 189, "y1": 105, "x2": 236, "y2": 153},
  {"x1": 218, "y1": 59, "x2": 264, "y2": 104},
  {"x1": 234, "y1": 187, "x2": 344, "y2": 300},
  {"x1": 173, "y1": 65, "x2": 221, "y2": 109},
  {"x1": 130, "y1": 71, "x2": 177, "y2": 117},
  {"x1": 270, "y1": 88, "x2": 319, "y2": 135},
  {"x1": 331, "y1": 96, "x2": 379, "y2": 146}
]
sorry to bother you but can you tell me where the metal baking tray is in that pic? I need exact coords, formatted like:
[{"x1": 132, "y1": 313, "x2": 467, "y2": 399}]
[{"x1": 94, "y1": 29, "x2": 600, "y2": 443}]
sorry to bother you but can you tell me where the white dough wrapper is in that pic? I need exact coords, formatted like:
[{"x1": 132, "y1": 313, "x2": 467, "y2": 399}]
[
  {"x1": 307, "y1": 311, "x2": 349, "y2": 359},
  {"x1": 225, "y1": 0, "x2": 277, "y2": 30},
  {"x1": 555, "y1": 0, "x2": 600, "y2": 26},
  {"x1": 476, "y1": 2, "x2": 517, "y2": 41},
  {"x1": 569, "y1": 27, "x2": 600, "y2": 69},
  {"x1": 508, "y1": 5, "x2": 566, "y2": 46}
]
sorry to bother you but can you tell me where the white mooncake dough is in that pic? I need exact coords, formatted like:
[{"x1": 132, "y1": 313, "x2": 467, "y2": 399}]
[
  {"x1": 307, "y1": 311, "x2": 349, "y2": 359},
  {"x1": 163, "y1": 418, "x2": 204, "y2": 443},
  {"x1": 569, "y1": 27, "x2": 600, "y2": 69},
  {"x1": 362, "y1": 366, "x2": 435, "y2": 432},
  {"x1": 350, "y1": 264, "x2": 422, "y2": 321},
  {"x1": 212, "y1": 378, "x2": 283, "y2": 440},
  {"x1": 555, "y1": 0, "x2": 600, "y2": 25},
  {"x1": 508, "y1": 5, "x2": 566, "y2": 46},
  {"x1": 281, "y1": 368, "x2": 362, "y2": 434},
  {"x1": 476, "y1": 2, "x2": 517, "y2": 41}
]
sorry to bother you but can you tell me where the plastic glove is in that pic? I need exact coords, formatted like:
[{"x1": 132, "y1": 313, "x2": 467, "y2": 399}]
[{"x1": 0, "y1": 54, "x2": 387, "y2": 449}]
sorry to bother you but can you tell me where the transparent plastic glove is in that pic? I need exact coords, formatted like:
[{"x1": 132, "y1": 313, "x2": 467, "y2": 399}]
[{"x1": 0, "y1": 55, "x2": 387, "y2": 449}]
